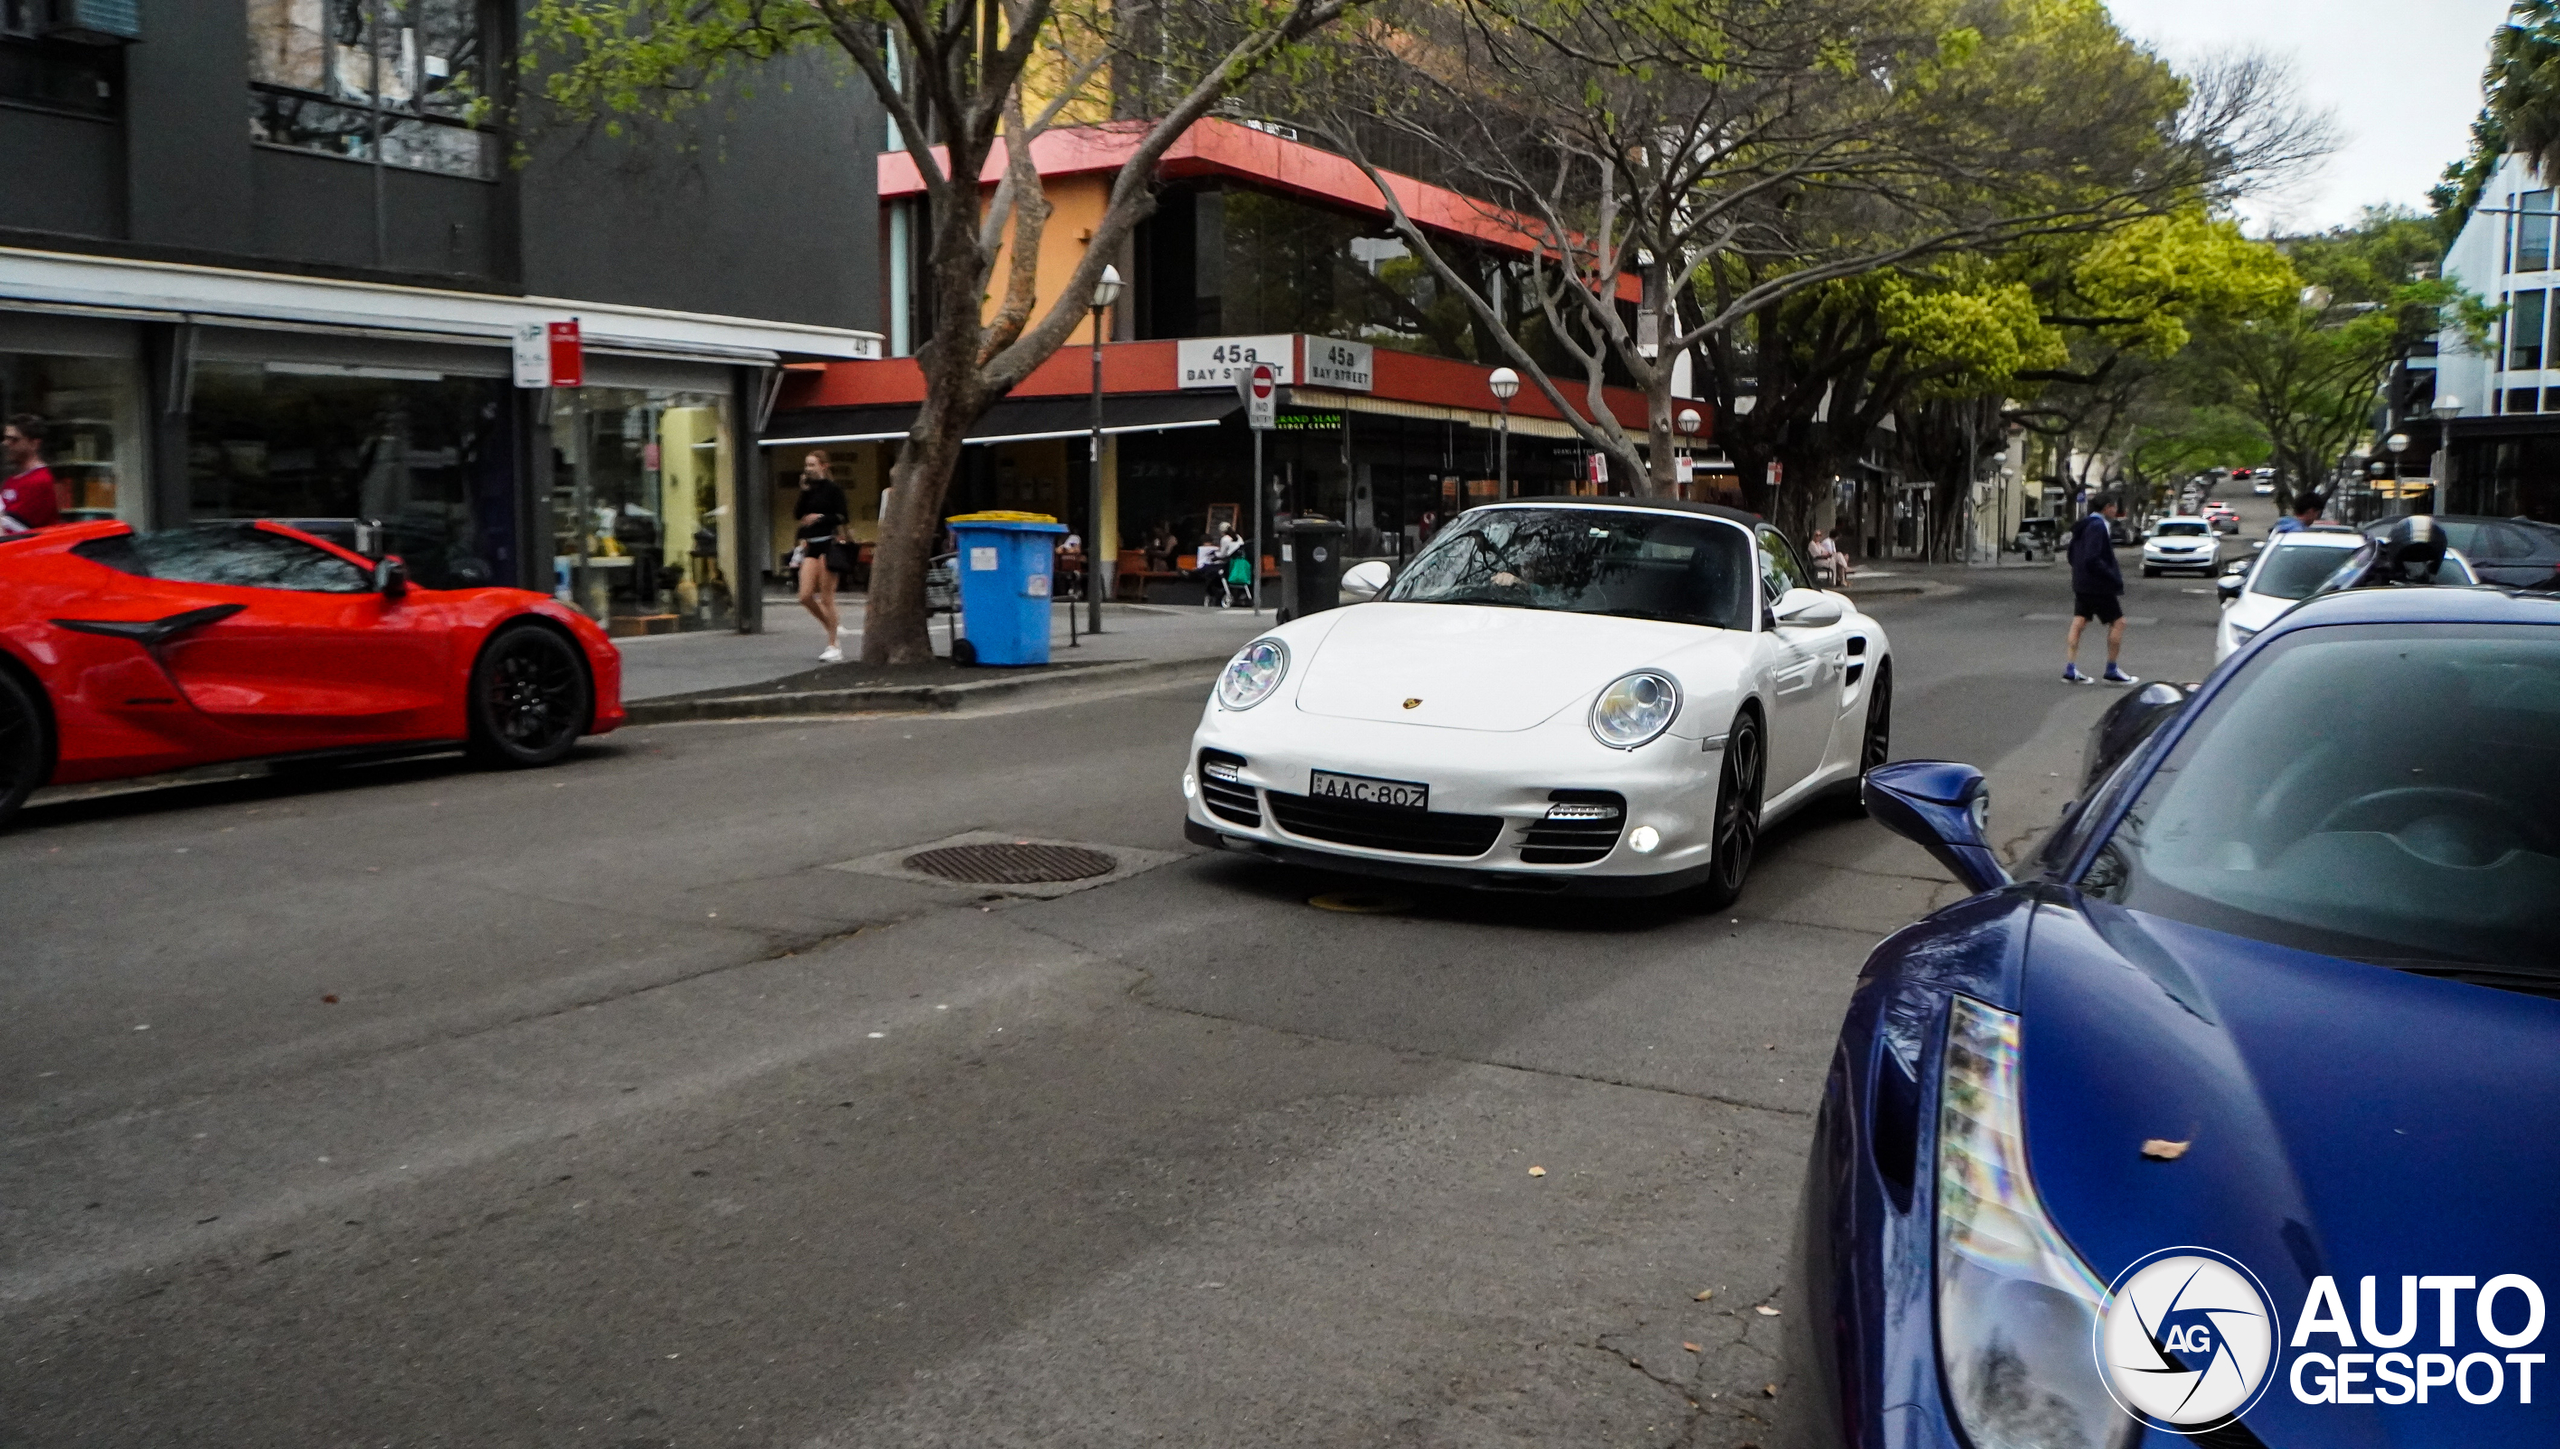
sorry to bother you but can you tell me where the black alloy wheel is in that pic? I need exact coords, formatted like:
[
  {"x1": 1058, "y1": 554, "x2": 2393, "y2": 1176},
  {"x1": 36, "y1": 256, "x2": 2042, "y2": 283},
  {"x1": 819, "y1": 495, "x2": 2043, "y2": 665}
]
[
  {"x1": 1842, "y1": 661, "x2": 1893, "y2": 816},
  {"x1": 1698, "y1": 708, "x2": 1765, "y2": 911},
  {"x1": 0, "y1": 668, "x2": 48, "y2": 831},
  {"x1": 467, "y1": 623, "x2": 590, "y2": 768}
]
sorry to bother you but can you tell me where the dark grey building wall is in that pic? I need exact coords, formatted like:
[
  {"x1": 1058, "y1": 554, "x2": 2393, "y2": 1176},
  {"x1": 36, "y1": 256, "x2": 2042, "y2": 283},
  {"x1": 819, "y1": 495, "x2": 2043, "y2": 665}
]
[
  {"x1": 0, "y1": 108, "x2": 122, "y2": 238},
  {"x1": 121, "y1": 0, "x2": 254, "y2": 254},
  {"x1": 246, "y1": 150, "x2": 501, "y2": 279},
  {"x1": 517, "y1": 47, "x2": 881, "y2": 330}
]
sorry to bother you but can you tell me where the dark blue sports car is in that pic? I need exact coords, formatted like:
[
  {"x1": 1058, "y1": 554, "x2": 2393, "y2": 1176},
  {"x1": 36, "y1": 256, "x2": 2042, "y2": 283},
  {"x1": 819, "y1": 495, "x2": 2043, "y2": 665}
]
[{"x1": 1797, "y1": 584, "x2": 2560, "y2": 1448}]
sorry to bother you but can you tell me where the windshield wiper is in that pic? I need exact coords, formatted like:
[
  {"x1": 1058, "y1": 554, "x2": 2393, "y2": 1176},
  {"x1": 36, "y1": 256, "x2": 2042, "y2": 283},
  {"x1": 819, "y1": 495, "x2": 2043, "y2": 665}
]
[
  {"x1": 2360, "y1": 960, "x2": 2560, "y2": 1001},
  {"x1": 1594, "y1": 606, "x2": 1675, "y2": 622}
]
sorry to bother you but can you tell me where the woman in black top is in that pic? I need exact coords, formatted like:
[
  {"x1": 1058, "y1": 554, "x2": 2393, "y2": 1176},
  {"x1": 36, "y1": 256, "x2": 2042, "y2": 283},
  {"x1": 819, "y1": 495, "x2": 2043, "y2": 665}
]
[{"x1": 793, "y1": 451, "x2": 849, "y2": 661}]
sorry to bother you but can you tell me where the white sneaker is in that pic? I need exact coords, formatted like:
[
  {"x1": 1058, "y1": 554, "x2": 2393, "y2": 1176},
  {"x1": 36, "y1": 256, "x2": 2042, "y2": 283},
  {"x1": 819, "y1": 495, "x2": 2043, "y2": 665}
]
[{"x1": 819, "y1": 644, "x2": 843, "y2": 663}]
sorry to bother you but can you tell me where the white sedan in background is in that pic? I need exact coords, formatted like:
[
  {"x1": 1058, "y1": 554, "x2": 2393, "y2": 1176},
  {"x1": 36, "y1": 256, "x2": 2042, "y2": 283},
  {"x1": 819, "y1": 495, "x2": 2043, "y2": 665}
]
[
  {"x1": 2215, "y1": 526, "x2": 2479, "y2": 660},
  {"x1": 1181, "y1": 500, "x2": 1892, "y2": 906},
  {"x1": 2141, "y1": 516, "x2": 2222, "y2": 576}
]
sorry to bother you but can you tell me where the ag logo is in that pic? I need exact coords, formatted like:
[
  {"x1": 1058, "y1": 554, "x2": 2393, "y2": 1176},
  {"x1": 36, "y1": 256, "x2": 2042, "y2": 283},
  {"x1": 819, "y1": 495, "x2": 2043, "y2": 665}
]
[{"x1": 2096, "y1": 1247, "x2": 2281, "y2": 1434}]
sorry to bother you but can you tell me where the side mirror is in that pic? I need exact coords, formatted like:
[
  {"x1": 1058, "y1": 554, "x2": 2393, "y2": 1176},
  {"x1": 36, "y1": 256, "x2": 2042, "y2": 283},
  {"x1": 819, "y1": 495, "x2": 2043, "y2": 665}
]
[
  {"x1": 2080, "y1": 681, "x2": 2189, "y2": 792},
  {"x1": 374, "y1": 556, "x2": 409, "y2": 600},
  {"x1": 1340, "y1": 559, "x2": 1392, "y2": 602},
  {"x1": 1773, "y1": 587, "x2": 1844, "y2": 628},
  {"x1": 1861, "y1": 760, "x2": 2011, "y2": 895}
]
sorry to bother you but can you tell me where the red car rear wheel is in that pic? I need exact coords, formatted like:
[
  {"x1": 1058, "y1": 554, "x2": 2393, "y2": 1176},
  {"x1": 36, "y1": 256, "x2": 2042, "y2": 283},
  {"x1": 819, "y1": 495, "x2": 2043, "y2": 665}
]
[
  {"x1": 0, "y1": 667, "x2": 49, "y2": 830},
  {"x1": 467, "y1": 622, "x2": 591, "y2": 768}
]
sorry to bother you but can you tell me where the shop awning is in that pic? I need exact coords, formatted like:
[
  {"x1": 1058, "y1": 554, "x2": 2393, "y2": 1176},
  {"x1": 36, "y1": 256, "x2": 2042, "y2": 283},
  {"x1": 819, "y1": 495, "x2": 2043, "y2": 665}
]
[
  {"x1": 764, "y1": 392, "x2": 1240, "y2": 447},
  {"x1": 0, "y1": 245, "x2": 883, "y2": 366}
]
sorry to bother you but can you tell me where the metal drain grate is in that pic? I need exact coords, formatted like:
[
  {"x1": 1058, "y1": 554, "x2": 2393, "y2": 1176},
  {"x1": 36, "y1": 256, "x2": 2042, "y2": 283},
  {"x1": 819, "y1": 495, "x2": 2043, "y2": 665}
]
[{"x1": 901, "y1": 842, "x2": 1118, "y2": 885}]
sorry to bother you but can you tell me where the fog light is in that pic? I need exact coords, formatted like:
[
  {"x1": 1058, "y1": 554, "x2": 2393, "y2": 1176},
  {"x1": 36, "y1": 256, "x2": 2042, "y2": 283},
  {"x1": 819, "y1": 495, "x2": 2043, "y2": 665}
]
[
  {"x1": 1627, "y1": 825, "x2": 1661, "y2": 854},
  {"x1": 1181, "y1": 773, "x2": 1198, "y2": 799}
]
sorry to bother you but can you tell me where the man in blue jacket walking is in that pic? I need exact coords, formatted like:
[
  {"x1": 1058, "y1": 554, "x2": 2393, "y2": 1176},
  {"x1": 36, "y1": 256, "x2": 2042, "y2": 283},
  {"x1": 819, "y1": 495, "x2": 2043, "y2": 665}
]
[{"x1": 2063, "y1": 499, "x2": 2137, "y2": 685}]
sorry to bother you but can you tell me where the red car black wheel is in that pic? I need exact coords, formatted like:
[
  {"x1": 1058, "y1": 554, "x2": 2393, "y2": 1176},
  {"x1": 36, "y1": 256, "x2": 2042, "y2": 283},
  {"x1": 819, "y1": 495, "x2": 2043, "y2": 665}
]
[
  {"x1": 468, "y1": 623, "x2": 590, "y2": 768},
  {"x1": 0, "y1": 668, "x2": 48, "y2": 829}
]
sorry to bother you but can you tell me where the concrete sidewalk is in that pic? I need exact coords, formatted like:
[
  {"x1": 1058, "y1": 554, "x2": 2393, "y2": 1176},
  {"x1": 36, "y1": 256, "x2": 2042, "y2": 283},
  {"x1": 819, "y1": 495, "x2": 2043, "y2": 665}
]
[{"x1": 616, "y1": 598, "x2": 1272, "y2": 702}]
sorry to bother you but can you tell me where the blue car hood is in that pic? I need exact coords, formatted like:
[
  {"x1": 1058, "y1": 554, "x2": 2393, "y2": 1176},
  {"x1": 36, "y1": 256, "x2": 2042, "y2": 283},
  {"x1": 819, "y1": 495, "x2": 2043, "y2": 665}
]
[{"x1": 2019, "y1": 895, "x2": 2560, "y2": 1447}]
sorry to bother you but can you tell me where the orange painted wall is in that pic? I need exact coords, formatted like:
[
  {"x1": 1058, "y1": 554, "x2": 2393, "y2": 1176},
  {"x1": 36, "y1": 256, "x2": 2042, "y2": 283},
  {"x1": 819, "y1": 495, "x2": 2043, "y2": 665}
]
[{"x1": 983, "y1": 172, "x2": 1114, "y2": 344}]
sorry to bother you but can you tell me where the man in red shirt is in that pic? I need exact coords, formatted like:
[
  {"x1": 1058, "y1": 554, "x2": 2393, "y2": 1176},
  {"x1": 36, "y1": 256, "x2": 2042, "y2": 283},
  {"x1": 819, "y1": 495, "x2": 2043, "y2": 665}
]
[{"x1": 1, "y1": 414, "x2": 61, "y2": 532}]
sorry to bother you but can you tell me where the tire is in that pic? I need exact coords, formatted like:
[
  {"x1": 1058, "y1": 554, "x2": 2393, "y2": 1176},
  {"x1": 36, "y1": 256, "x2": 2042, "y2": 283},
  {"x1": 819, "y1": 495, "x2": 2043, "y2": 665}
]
[
  {"x1": 951, "y1": 637, "x2": 978, "y2": 667},
  {"x1": 0, "y1": 666, "x2": 49, "y2": 832},
  {"x1": 2141, "y1": 566, "x2": 2159, "y2": 577},
  {"x1": 466, "y1": 622, "x2": 590, "y2": 769},
  {"x1": 1841, "y1": 661, "x2": 1892, "y2": 817},
  {"x1": 1696, "y1": 708, "x2": 1766, "y2": 911}
]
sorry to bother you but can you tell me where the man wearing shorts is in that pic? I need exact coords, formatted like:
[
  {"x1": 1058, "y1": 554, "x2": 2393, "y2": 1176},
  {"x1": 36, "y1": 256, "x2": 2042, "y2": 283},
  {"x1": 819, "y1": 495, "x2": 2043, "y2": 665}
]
[{"x1": 2063, "y1": 498, "x2": 2136, "y2": 685}]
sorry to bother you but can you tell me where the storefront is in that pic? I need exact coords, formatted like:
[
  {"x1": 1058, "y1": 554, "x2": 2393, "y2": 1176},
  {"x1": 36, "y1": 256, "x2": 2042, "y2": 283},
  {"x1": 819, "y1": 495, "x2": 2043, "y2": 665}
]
[{"x1": 0, "y1": 245, "x2": 879, "y2": 633}]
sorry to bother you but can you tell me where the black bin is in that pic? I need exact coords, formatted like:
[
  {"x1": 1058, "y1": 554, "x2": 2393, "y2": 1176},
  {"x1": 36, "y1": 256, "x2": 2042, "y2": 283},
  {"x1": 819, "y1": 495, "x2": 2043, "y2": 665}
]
[{"x1": 1278, "y1": 518, "x2": 1346, "y2": 622}]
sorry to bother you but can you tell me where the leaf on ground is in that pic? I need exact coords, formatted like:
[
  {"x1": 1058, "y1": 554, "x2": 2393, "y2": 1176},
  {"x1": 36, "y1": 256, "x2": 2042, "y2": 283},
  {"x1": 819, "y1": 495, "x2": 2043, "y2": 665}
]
[
  {"x1": 1682, "y1": 1341, "x2": 1702, "y2": 1354},
  {"x1": 1527, "y1": 1165, "x2": 1546, "y2": 1177},
  {"x1": 1754, "y1": 1304, "x2": 1780, "y2": 1316},
  {"x1": 1694, "y1": 1288, "x2": 1714, "y2": 1301}
]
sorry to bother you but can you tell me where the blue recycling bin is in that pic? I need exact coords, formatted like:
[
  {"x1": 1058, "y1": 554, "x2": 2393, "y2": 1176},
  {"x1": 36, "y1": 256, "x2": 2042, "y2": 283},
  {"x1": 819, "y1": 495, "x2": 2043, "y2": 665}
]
[{"x1": 946, "y1": 513, "x2": 1067, "y2": 665}]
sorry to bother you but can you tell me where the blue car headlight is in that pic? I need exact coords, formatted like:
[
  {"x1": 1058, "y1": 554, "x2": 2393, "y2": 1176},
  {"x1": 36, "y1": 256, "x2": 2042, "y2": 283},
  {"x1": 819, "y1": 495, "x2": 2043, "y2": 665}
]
[
  {"x1": 1216, "y1": 638, "x2": 1289, "y2": 710},
  {"x1": 1937, "y1": 996, "x2": 2138, "y2": 1449}
]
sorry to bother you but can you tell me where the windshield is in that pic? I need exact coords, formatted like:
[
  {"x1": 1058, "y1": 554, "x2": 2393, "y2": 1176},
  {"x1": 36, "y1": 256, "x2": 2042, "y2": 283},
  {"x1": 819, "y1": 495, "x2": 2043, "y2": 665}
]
[
  {"x1": 2083, "y1": 625, "x2": 2560, "y2": 991},
  {"x1": 2158, "y1": 521, "x2": 2209, "y2": 536},
  {"x1": 2249, "y1": 543, "x2": 2361, "y2": 600},
  {"x1": 1384, "y1": 507, "x2": 1756, "y2": 630}
]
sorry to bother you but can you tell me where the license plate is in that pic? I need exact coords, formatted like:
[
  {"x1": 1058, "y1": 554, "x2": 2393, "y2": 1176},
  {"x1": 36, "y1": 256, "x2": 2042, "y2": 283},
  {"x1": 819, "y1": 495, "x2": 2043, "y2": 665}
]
[{"x1": 1309, "y1": 770, "x2": 1428, "y2": 810}]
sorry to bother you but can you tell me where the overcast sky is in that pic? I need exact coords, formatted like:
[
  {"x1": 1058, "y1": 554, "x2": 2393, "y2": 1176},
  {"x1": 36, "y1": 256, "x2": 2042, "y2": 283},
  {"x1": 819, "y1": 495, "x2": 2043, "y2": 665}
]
[{"x1": 2106, "y1": 0, "x2": 2515, "y2": 234}]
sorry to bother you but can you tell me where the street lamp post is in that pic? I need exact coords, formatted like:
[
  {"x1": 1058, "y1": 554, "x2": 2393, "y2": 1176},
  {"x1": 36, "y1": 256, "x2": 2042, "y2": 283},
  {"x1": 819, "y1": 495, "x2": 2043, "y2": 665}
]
[
  {"x1": 1086, "y1": 263, "x2": 1121, "y2": 635},
  {"x1": 1675, "y1": 406, "x2": 1702, "y2": 498},
  {"x1": 1487, "y1": 367, "x2": 1519, "y2": 499},
  {"x1": 2384, "y1": 430, "x2": 2410, "y2": 521},
  {"x1": 2426, "y1": 397, "x2": 2461, "y2": 517}
]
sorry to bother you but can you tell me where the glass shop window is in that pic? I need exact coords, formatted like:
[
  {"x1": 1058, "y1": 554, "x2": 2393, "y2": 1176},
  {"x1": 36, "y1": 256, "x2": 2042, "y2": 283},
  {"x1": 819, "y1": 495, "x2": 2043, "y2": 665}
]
[
  {"x1": 0, "y1": 351, "x2": 142, "y2": 523},
  {"x1": 549, "y1": 389, "x2": 739, "y2": 636},
  {"x1": 187, "y1": 362, "x2": 519, "y2": 590},
  {"x1": 245, "y1": 0, "x2": 492, "y2": 179}
]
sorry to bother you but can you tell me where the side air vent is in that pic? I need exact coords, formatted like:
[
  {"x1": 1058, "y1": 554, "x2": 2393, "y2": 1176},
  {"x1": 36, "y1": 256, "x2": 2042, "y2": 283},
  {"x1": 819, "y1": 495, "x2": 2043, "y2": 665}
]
[
  {"x1": 1197, "y1": 749, "x2": 1260, "y2": 827},
  {"x1": 1519, "y1": 789, "x2": 1627, "y2": 864}
]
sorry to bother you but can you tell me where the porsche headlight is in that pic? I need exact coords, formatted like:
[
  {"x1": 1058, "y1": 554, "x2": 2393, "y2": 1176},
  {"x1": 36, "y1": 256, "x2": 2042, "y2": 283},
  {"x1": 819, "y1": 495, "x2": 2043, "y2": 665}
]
[
  {"x1": 1937, "y1": 996, "x2": 2136, "y2": 1449},
  {"x1": 1589, "y1": 671, "x2": 1680, "y2": 750},
  {"x1": 2228, "y1": 622, "x2": 2259, "y2": 650},
  {"x1": 1216, "y1": 638, "x2": 1289, "y2": 710}
]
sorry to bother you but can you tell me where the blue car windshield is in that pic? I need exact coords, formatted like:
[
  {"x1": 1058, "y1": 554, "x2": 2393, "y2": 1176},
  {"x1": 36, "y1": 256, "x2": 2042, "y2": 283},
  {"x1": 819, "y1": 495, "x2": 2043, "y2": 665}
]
[
  {"x1": 1383, "y1": 508, "x2": 1756, "y2": 629},
  {"x1": 2083, "y1": 625, "x2": 2560, "y2": 989}
]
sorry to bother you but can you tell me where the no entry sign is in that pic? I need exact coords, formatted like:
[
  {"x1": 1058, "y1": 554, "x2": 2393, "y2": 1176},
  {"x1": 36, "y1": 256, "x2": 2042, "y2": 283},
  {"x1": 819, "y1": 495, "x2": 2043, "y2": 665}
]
[{"x1": 1242, "y1": 363, "x2": 1277, "y2": 430}]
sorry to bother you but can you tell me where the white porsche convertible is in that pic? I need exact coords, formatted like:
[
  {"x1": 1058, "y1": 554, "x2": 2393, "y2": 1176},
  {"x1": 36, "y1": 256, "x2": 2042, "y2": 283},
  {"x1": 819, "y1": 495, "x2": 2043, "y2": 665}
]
[{"x1": 1181, "y1": 500, "x2": 1891, "y2": 904}]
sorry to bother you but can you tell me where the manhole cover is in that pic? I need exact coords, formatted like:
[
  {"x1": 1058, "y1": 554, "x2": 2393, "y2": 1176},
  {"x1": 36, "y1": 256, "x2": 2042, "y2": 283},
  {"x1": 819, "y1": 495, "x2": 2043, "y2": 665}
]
[{"x1": 902, "y1": 842, "x2": 1118, "y2": 885}]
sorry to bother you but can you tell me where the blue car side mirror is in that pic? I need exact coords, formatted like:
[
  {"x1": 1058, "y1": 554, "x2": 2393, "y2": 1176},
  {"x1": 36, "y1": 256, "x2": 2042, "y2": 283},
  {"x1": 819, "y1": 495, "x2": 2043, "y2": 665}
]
[{"x1": 1861, "y1": 760, "x2": 2012, "y2": 895}]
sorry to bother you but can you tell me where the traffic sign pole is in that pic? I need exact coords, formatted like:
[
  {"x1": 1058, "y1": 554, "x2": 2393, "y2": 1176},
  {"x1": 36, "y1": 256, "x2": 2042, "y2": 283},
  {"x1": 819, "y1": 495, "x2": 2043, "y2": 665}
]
[{"x1": 1240, "y1": 364, "x2": 1276, "y2": 615}]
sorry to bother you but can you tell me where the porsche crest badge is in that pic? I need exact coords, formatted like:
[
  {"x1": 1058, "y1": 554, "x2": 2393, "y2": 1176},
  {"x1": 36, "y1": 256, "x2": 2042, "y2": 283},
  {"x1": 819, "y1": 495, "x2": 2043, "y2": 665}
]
[{"x1": 1402, "y1": 698, "x2": 1423, "y2": 710}]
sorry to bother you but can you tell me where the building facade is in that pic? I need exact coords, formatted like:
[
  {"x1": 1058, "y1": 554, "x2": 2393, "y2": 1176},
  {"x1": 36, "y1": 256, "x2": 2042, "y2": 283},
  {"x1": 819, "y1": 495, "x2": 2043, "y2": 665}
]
[
  {"x1": 772, "y1": 118, "x2": 1694, "y2": 593},
  {"x1": 2433, "y1": 153, "x2": 2558, "y2": 524},
  {"x1": 0, "y1": 2, "x2": 884, "y2": 634}
]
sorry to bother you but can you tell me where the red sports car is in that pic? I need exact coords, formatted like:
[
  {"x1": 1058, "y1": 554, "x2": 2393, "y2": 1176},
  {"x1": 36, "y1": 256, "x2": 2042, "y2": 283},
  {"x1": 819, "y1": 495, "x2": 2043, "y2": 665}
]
[{"x1": 0, "y1": 519, "x2": 624, "y2": 828}]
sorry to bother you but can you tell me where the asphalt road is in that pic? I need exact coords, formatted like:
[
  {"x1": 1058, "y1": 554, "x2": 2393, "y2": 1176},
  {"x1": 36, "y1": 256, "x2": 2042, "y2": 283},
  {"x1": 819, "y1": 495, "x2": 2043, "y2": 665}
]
[{"x1": 0, "y1": 532, "x2": 2235, "y2": 1449}]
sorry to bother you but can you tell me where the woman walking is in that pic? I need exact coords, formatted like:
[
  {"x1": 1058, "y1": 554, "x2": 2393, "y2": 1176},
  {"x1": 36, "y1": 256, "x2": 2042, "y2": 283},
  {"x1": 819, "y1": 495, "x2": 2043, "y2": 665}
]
[{"x1": 792, "y1": 451, "x2": 849, "y2": 662}]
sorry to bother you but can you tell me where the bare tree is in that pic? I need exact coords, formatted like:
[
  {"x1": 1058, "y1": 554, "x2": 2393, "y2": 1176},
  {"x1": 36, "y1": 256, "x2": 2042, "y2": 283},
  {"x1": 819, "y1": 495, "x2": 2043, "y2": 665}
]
[{"x1": 1279, "y1": 0, "x2": 2316, "y2": 523}]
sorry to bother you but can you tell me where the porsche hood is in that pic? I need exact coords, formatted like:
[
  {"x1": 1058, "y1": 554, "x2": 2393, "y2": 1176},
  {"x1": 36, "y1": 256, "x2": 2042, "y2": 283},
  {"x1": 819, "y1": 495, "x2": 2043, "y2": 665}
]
[
  {"x1": 2017, "y1": 898, "x2": 2560, "y2": 1444},
  {"x1": 1288, "y1": 601, "x2": 1745, "y2": 733}
]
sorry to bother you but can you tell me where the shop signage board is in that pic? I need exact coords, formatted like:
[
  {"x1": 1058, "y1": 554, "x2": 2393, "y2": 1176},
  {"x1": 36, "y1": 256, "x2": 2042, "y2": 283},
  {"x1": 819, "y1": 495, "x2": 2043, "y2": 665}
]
[
  {"x1": 1302, "y1": 337, "x2": 1374, "y2": 391},
  {"x1": 1274, "y1": 411, "x2": 1345, "y2": 431},
  {"x1": 513, "y1": 319, "x2": 584, "y2": 388},
  {"x1": 1241, "y1": 363, "x2": 1277, "y2": 429},
  {"x1": 1179, "y1": 335, "x2": 1293, "y2": 389}
]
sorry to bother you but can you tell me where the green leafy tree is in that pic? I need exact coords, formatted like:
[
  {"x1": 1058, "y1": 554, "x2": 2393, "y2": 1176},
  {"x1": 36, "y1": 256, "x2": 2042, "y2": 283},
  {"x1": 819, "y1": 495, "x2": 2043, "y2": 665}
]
[{"x1": 524, "y1": 0, "x2": 1362, "y2": 663}]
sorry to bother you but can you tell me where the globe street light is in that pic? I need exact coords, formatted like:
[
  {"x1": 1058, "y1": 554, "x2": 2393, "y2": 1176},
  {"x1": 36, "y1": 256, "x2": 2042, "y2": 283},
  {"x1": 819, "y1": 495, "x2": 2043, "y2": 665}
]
[
  {"x1": 2384, "y1": 430, "x2": 2410, "y2": 514},
  {"x1": 1488, "y1": 366, "x2": 1520, "y2": 500},
  {"x1": 1675, "y1": 406, "x2": 1702, "y2": 498},
  {"x1": 1085, "y1": 263, "x2": 1122, "y2": 633}
]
